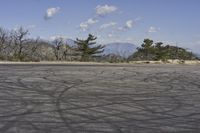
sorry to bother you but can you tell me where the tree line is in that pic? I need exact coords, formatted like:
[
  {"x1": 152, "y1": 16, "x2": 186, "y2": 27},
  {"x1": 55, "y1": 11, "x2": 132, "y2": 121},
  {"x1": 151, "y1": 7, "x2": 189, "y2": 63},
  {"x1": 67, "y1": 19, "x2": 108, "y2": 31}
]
[
  {"x1": 0, "y1": 26, "x2": 104, "y2": 62},
  {"x1": 128, "y1": 39, "x2": 198, "y2": 62},
  {"x1": 0, "y1": 26, "x2": 198, "y2": 62}
]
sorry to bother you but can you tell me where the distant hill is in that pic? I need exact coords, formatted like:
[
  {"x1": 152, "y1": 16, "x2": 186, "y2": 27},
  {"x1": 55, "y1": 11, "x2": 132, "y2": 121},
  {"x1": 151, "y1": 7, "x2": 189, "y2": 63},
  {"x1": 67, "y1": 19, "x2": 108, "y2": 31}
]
[
  {"x1": 129, "y1": 43, "x2": 199, "y2": 61},
  {"x1": 102, "y1": 42, "x2": 137, "y2": 58},
  {"x1": 66, "y1": 39, "x2": 76, "y2": 47},
  {"x1": 65, "y1": 40, "x2": 137, "y2": 58}
]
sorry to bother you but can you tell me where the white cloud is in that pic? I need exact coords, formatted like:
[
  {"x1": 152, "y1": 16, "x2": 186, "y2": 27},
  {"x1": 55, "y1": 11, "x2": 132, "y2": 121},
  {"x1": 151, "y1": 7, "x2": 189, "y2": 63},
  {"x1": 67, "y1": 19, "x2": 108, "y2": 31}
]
[
  {"x1": 148, "y1": 26, "x2": 159, "y2": 33},
  {"x1": 100, "y1": 22, "x2": 117, "y2": 29},
  {"x1": 79, "y1": 23, "x2": 89, "y2": 31},
  {"x1": 117, "y1": 18, "x2": 140, "y2": 31},
  {"x1": 87, "y1": 18, "x2": 98, "y2": 25},
  {"x1": 117, "y1": 20, "x2": 134, "y2": 31},
  {"x1": 79, "y1": 18, "x2": 98, "y2": 31},
  {"x1": 96, "y1": 5, "x2": 117, "y2": 16},
  {"x1": 44, "y1": 7, "x2": 60, "y2": 20},
  {"x1": 197, "y1": 41, "x2": 200, "y2": 44},
  {"x1": 125, "y1": 20, "x2": 134, "y2": 29}
]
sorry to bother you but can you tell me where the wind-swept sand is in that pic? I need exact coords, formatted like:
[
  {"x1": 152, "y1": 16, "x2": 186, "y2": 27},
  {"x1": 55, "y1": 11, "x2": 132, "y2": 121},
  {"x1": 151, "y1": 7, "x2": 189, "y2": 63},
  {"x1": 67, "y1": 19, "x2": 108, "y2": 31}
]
[{"x1": 0, "y1": 64, "x2": 200, "y2": 132}]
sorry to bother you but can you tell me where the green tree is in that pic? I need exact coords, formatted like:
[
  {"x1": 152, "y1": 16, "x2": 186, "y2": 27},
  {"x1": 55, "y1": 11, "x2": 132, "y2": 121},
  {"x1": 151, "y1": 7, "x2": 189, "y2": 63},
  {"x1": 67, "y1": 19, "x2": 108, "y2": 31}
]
[
  {"x1": 129, "y1": 39, "x2": 199, "y2": 61},
  {"x1": 140, "y1": 39, "x2": 154, "y2": 60},
  {"x1": 155, "y1": 42, "x2": 164, "y2": 60},
  {"x1": 75, "y1": 34, "x2": 105, "y2": 61}
]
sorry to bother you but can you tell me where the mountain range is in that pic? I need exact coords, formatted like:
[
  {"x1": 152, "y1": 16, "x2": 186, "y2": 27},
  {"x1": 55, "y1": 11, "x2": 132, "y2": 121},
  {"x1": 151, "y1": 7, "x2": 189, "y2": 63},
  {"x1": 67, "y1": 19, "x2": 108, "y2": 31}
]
[
  {"x1": 102, "y1": 42, "x2": 137, "y2": 58},
  {"x1": 66, "y1": 39, "x2": 137, "y2": 58}
]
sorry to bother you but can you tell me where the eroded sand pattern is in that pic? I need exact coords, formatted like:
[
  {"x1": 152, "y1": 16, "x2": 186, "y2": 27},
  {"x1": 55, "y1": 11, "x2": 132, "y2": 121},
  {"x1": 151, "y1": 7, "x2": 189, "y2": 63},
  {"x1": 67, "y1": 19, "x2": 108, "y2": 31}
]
[{"x1": 0, "y1": 64, "x2": 200, "y2": 133}]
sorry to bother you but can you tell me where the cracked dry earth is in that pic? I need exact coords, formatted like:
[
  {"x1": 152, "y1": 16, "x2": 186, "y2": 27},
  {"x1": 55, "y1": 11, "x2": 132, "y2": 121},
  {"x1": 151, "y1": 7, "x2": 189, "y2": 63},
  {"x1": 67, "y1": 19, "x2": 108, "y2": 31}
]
[{"x1": 0, "y1": 64, "x2": 200, "y2": 133}]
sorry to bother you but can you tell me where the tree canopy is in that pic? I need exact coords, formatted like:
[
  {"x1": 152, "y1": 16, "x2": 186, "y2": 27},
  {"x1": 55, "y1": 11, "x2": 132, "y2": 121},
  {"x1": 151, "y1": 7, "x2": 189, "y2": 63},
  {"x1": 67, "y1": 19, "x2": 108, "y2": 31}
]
[
  {"x1": 129, "y1": 39, "x2": 198, "y2": 61},
  {"x1": 75, "y1": 34, "x2": 105, "y2": 61}
]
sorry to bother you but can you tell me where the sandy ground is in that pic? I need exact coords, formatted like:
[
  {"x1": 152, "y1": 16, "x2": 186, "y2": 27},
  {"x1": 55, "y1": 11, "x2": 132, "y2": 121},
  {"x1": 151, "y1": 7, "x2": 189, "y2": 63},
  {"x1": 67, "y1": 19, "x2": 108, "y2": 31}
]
[
  {"x1": 0, "y1": 64, "x2": 200, "y2": 133},
  {"x1": 0, "y1": 60, "x2": 200, "y2": 65}
]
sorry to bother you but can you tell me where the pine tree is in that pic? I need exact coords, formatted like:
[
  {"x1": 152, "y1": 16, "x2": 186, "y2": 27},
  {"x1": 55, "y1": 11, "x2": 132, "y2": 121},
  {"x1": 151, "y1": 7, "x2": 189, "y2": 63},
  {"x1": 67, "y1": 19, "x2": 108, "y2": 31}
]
[{"x1": 75, "y1": 34, "x2": 105, "y2": 61}]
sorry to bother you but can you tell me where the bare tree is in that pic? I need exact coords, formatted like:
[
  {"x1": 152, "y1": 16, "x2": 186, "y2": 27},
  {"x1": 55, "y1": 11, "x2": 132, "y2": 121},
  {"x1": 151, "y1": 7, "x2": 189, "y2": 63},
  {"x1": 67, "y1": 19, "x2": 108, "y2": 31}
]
[
  {"x1": 25, "y1": 37, "x2": 41, "y2": 61},
  {"x1": 52, "y1": 37, "x2": 64, "y2": 61},
  {"x1": 62, "y1": 44, "x2": 71, "y2": 60},
  {"x1": 0, "y1": 27, "x2": 9, "y2": 59},
  {"x1": 11, "y1": 27, "x2": 30, "y2": 61}
]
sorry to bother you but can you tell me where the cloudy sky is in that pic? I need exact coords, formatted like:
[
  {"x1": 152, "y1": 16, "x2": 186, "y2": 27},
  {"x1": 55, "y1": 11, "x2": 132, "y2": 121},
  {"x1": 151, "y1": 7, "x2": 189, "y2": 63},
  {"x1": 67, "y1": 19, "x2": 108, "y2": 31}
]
[{"x1": 0, "y1": 0, "x2": 200, "y2": 52}]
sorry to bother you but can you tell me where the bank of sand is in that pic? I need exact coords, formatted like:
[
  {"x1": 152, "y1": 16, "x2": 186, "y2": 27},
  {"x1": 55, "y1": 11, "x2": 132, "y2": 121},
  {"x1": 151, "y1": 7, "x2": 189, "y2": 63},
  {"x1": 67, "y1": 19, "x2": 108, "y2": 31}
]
[{"x1": 0, "y1": 60, "x2": 199, "y2": 65}]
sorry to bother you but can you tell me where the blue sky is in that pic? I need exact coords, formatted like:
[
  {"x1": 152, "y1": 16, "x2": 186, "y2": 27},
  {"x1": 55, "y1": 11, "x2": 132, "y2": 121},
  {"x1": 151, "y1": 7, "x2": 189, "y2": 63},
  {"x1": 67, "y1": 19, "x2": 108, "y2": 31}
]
[{"x1": 0, "y1": 0, "x2": 200, "y2": 52}]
